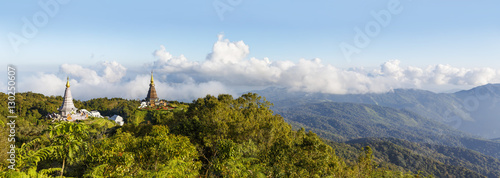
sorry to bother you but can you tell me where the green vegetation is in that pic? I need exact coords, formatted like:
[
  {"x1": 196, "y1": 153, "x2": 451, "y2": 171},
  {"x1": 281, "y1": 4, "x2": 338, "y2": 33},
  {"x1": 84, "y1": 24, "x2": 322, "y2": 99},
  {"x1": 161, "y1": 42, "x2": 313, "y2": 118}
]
[
  {"x1": 276, "y1": 101, "x2": 500, "y2": 177},
  {"x1": 256, "y1": 85, "x2": 500, "y2": 141},
  {"x1": 334, "y1": 138, "x2": 500, "y2": 178},
  {"x1": 277, "y1": 102, "x2": 500, "y2": 159},
  {"x1": 1, "y1": 92, "x2": 420, "y2": 177},
  {"x1": 277, "y1": 102, "x2": 466, "y2": 144}
]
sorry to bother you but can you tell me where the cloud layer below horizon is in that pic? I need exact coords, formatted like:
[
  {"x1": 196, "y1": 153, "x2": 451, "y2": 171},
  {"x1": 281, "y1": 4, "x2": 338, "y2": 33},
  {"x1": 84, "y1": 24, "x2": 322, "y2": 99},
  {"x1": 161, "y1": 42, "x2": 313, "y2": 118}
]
[{"x1": 9, "y1": 35, "x2": 500, "y2": 101}]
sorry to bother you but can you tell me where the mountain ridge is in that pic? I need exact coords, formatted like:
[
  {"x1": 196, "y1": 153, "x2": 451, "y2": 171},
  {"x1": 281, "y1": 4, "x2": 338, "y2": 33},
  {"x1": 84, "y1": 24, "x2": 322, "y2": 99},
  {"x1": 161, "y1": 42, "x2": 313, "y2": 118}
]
[
  {"x1": 274, "y1": 101, "x2": 500, "y2": 159},
  {"x1": 253, "y1": 84, "x2": 500, "y2": 139},
  {"x1": 273, "y1": 100, "x2": 500, "y2": 177}
]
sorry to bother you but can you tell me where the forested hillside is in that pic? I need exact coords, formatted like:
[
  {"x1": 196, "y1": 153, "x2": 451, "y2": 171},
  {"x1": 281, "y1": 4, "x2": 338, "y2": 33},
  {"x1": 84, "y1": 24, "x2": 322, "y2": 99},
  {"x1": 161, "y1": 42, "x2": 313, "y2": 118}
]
[
  {"x1": 453, "y1": 84, "x2": 500, "y2": 139},
  {"x1": 275, "y1": 102, "x2": 466, "y2": 144},
  {"x1": 275, "y1": 101, "x2": 500, "y2": 177},
  {"x1": 275, "y1": 102, "x2": 500, "y2": 160},
  {"x1": 255, "y1": 84, "x2": 500, "y2": 139},
  {"x1": 254, "y1": 87, "x2": 465, "y2": 125},
  {"x1": 1, "y1": 92, "x2": 419, "y2": 177},
  {"x1": 335, "y1": 138, "x2": 500, "y2": 178}
]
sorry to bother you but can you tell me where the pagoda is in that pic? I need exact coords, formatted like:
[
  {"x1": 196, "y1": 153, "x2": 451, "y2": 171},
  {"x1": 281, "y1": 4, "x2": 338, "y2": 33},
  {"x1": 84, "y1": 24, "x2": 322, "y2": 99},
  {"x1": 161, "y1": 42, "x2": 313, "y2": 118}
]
[
  {"x1": 59, "y1": 77, "x2": 77, "y2": 118},
  {"x1": 146, "y1": 71, "x2": 159, "y2": 104},
  {"x1": 141, "y1": 71, "x2": 167, "y2": 107},
  {"x1": 53, "y1": 77, "x2": 87, "y2": 121}
]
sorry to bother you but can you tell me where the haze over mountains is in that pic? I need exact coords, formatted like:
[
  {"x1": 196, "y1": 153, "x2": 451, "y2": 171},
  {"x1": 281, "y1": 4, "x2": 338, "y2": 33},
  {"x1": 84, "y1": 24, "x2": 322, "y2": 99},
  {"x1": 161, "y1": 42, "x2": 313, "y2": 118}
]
[
  {"x1": 251, "y1": 84, "x2": 500, "y2": 177},
  {"x1": 253, "y1": 83, "x2": 500, "y2": 139}
]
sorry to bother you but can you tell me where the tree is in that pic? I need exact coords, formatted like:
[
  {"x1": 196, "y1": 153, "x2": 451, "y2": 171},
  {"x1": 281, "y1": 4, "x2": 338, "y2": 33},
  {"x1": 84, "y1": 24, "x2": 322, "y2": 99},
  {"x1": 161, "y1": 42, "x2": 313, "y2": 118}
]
[
  {"x1": 1, "y1": 138, "x2": 61, "y2": 178},
  {"x1": 16, "y1": 138, "x2": 57, "y2": 171},
  {"x1": 84, "y1": 125, "x2": 201, "y2": 177},
  {"x1": 50, "y1": 122, "x2": 89, "y2": 177}
]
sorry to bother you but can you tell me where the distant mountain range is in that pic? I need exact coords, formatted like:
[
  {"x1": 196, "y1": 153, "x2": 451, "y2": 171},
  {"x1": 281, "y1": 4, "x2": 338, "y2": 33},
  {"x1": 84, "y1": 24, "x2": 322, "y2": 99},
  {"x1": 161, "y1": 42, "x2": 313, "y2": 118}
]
[
  {"x1": 453, "y1": 84, "x2": 500, "y2": 139},
  {"x1": 250, "y1": 84, "x2": 500, "y2": 177},
  {"x1": 275, "y1": 102, "x2": 466, "y2": 144},
  {"x1": 253, "y1": 84, "x2": 500, "y2": 139},
  {"x1": 273, "y1": 101, "x2": 500, "y2": 160}
]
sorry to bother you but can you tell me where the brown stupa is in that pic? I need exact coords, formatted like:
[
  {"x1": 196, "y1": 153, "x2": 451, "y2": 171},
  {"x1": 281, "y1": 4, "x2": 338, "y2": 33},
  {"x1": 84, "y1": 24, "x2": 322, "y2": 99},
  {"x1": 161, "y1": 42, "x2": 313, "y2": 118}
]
[
  {"x1": 140, "y1": 71, "x2": 168, "y2": 108},
  {"x1": 145, "y1": 71, "x2": 159, "y2": 104}
]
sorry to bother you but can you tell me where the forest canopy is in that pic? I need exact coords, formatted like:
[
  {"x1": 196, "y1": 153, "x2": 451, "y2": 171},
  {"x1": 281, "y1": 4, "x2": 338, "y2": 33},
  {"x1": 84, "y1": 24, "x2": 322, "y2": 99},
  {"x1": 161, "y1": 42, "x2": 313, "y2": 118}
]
[{"x1": 1, "y1": 92, "x2": 422, "y2": 177}]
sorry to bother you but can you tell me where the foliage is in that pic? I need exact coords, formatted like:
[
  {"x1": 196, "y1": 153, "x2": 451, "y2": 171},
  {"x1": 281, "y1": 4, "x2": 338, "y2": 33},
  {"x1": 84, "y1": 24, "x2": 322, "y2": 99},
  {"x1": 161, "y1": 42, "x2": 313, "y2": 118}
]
[
  {"x1": 50, "y1": 121, "x2": 90, "y2": 177},
  {"x1": 258, "y1": 85, "x2": 500, "y2": 148},
  {"x1": 84, "y1": 125, "x2": 201, "y2": 177},
  {"x1": 16, "y1": 138, "x2": 56, "y2": 171},
  {"x1": 278, "y1": 101, "x2": 500, "y2": 177},
  {"x1": 277, "y1": 101, "x2": 500, "y2": 161},
  {"x1": 1, "y1": 138, "x2": 61, "y2": 178},
  {"x1": 0, "y1": 92, "x2": 428, "y2": 177},
  {"x1": 344, "y1": 138, "x2": 490, "y2": 178}
]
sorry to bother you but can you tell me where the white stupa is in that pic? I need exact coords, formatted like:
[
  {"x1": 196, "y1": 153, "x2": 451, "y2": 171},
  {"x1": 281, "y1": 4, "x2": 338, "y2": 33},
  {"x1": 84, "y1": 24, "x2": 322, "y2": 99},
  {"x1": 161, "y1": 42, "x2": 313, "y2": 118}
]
[
  {"x1": 56, "y1": 77, "x2": 87, "y2": 121},
  {"x1": 58, "y1": 77, "x2": 77, "y2": 118}
]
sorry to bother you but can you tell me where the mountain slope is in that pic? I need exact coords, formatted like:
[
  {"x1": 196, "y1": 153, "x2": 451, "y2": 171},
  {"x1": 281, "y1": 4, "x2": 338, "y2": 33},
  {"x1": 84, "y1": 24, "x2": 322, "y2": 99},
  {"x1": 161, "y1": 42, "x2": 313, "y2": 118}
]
[
  {"x1": 335, "y1": 138, "x2": 500, "y2": 178},
  {"x1": 257, "y1": 87, "x2": 465, "y2": 123},
  {"x1": 255, "y1": 84, "x2": 500, "y2": 139},
  {"x1": 276, "y1": 102, "x2": 467, "y2": 145},
  {"x1": 453, "y1": 84, "x2": 500, "y2": 138},
  {"x1": 275, "y1": 101, "x2": 500, "y2": 161}
]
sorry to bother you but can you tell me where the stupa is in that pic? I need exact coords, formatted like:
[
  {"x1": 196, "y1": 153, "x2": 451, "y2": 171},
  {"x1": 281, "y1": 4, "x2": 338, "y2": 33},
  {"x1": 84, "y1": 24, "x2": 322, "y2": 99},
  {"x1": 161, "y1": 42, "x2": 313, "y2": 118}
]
[
  {"x1": 59, "y1": 77, "x2": 78, "y2": 118},
  {"x1": 55, "y1": 77, "x2": 87, "y2": 121},
  {"x1": 140, "y1": 71, "x2": 167, "y2": 108}
]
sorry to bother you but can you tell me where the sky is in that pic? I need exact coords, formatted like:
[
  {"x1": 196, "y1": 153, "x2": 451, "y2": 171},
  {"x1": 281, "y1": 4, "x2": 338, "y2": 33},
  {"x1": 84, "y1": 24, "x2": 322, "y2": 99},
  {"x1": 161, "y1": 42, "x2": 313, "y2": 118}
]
[{"x1": 1, "y1": 0, "x2": 500, "y2": 101}]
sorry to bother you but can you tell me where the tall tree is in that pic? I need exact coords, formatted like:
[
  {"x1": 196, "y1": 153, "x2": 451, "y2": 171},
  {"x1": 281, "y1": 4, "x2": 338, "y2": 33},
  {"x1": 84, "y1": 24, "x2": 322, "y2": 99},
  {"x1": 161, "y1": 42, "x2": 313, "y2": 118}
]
[{"x1": 50, "y1": 122, "x2": 89, "y2": 177}]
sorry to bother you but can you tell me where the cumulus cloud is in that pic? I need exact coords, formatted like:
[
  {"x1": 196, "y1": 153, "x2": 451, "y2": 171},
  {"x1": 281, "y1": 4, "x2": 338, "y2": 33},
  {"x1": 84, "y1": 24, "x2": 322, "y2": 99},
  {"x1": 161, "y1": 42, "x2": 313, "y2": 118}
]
[
  {"x1": 206, "y1": 34, "x2": 250, "y2": 64},
  {"x1": 145, "y1": 35, "x2": 500, "y2": 95},
  {"x1": 20, "y1": 62, "x2": 231, "y2": 101},
  {"x1": 60, "y1": 64, "x2": 102, "y2": 85},
  {"x1": 18, "y1": 73, "x2": 66, "y2": 96},
  {"x1": 101, "y1": 61, "x2": 127, "y2": 83},
  {"x1": 152, "y1": 45, "x2": 197, "y2": 73},
  {"x1": 16, "y1": 35, "x2": 500, "y2": 101},
  {"x1": 421, "y1": 64, "x2": 499, "y2": 86}
]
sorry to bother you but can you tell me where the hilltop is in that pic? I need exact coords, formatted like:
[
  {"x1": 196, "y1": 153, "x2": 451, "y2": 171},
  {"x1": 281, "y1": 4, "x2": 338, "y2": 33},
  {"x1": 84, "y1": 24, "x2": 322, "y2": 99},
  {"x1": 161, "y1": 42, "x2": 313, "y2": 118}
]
[{"x1": 0, "y1": 92, "x2": 418, "y2": 177}]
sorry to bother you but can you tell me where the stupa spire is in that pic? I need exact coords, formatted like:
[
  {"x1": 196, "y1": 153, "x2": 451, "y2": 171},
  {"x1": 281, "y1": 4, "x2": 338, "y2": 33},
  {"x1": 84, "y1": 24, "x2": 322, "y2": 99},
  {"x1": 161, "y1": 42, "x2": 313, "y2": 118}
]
[
  {"x1": 150, "y1": 71, "x2": 154, "y2": 86},
  {"x1": 66, "y1": 77, "x2": 70, "y2": 88},
  {"x1": 59, "y1": 76, "x2": 77, "y2": 117}
]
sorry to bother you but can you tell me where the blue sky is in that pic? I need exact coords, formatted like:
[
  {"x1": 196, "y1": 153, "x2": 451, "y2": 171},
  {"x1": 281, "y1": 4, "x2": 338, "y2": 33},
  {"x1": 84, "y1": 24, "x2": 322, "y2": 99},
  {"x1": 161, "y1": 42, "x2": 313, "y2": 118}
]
[{"x1": 2, "y1": 0, "x2": 500, "y2": 100}]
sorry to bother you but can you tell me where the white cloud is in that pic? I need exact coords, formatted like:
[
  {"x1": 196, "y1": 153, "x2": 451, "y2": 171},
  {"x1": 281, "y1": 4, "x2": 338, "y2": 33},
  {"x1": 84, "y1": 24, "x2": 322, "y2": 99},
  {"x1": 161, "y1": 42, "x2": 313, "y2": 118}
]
[
  {"x1": 19, "y1": 63, "x2": 231, "y2": 102},
  {"x1": 60, "y1": 64, "x2": 102, "y2": 85},
  {"x1": 102, "y1": 61, "x2": 127, "y2": 83},
  {"x1": 152, "y1": 45, "x2": 197, "y2": 73},
  {"x1": 206, "y1": 34, "x2": 250, "y2": 64},
  {"x1": 19, "y1": 73, "x2": 66, "y2": 96},
  {"x1": 380, "y1": 60, "x2": 405, "y2": 80},
  {"x1": 16, "y1": 35, "x2": 500, "y2": 101}
]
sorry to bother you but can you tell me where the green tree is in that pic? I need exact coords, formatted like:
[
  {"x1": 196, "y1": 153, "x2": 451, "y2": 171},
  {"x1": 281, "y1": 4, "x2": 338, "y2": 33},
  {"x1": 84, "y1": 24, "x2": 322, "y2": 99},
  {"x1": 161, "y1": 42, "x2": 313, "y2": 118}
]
[
  {"x1": 16, "y1": 138, "x2": 59, "y2": 172},
  {"x1": 1, "y1": 137, "x2": 61, "y2": 178},
  {"x1": 50, "y1": 122, "x2": 89, "y2": 177},
  {"x1": 85, "y1": 125, "x2": 201, "y2": 177}
]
